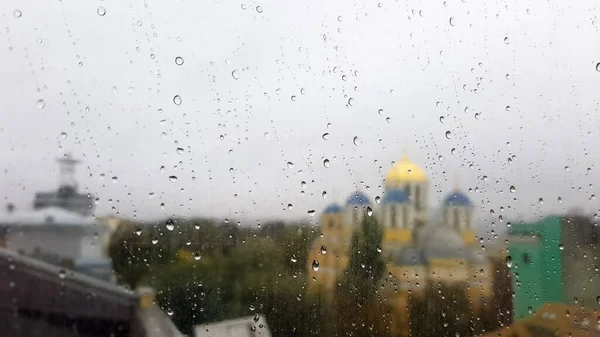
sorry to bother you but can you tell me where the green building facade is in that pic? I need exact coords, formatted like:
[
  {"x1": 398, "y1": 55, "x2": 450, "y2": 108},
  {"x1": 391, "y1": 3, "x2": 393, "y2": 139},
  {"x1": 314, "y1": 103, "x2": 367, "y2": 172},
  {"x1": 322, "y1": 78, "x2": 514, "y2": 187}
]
[{"x1": 508, "y1": 215, "x2": 600, "y2": 319}]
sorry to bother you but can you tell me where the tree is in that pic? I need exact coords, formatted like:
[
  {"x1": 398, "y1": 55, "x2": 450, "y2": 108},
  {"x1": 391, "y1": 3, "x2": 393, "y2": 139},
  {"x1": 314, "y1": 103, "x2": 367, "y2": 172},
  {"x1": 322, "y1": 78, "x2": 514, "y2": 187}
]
[
  {"x1": 345, "y1": 213, "x2": 385, "y2": 302},
  {"x1": 335, "y1": 213, "x2": 388, "y2": 337},
  {"x1": 409, "y1": 284, "x2": 474, "y2": 337}
]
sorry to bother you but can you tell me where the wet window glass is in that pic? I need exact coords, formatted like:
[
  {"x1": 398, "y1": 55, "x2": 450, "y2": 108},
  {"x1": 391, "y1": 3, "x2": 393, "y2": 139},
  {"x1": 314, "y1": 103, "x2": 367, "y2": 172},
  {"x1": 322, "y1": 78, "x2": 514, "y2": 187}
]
[{"x1": 1, "y1": 1, "x2": 599, "y2": 337}]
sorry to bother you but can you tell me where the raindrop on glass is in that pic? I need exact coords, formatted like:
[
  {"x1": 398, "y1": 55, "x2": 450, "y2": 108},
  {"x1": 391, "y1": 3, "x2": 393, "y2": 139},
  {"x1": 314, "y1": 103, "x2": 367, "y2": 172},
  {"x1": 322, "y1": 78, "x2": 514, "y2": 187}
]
[
  {"x1": 322, "y1": 133, "x2": 329, "y2": 140},
  {"x1": 449, "y1": 17, "x2": 455, "y2": 26},
  {"x1": 13, "y1": 9, "x2": 22, "y2": 18},
  {"x1": 36, "y1": 99, "x2": 46, "y2": 109},
  {"x1": 323, "y1": 159, "x2": 330, "y2": 168},
  {"x1": 504, "y1": 36, "x2": 510, "y2": 44},
  {"x1": 505, "y1": 255, "x2": 512, "y2": 268},
  {"x1": 312, "y1": 260, "x2": 320, "y2": 271},
  {"x1": 256, "y1": 6, "x2": 263, "y2": 13},
  {"x1": 231, "y1": 70, "x2": 240, "y2": 80},
  {"x1": 287, "y1": 162, "x2": 294, "y2": 168},
  {"x1": 375, "y1": 196, "x2": 381, "y2": 203},
  {"x1": 175, "y1": 57, "x2": 184, "y2": 66},
  {"x1": 60, "y1": 132, "x2": 67, "y2": 139},
  {"x1": 165, "y1": 219, "x2": 175, "y2": 231},
  {"x1": 97, "y1": 6, "x2": 106, "y2": 16},
  {"x1": 322, "y1": 191, "x2": 327, "y2": 199},
  {"x1": 173, "y1": 95, "x2": 182, "y2": 105},
  {"x1": 509, "y1": 185, "x2": 516, "y2": 193},
  {"x1": 320, "y1": 246, "x2": 327, "y2": 254},
  {"x1": 353, "y1": 136, "x2": 360, "y2": 146},
  {"x1": 445, "y1": 131, "x2": 451, "y2": 139},
  {"x1": 347, "y1": 97, "x2": 355, "y2": 106},
  {"x1": 169, "y1": 175, "x2": 178, "y2": 182}
]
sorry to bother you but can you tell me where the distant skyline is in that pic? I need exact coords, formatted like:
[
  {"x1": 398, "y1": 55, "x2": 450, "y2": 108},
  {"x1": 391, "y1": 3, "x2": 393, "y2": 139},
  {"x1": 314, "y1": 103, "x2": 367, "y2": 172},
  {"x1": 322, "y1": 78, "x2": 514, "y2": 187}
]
[{"x1": 1, "y1": 0, "x2": 599, "y2": 236}]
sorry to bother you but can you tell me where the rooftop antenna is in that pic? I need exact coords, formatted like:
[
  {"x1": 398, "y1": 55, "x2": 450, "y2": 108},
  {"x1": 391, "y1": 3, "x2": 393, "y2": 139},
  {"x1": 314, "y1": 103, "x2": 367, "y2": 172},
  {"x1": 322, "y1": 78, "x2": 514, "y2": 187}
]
[{"x1": 56, "y1": 153, "x2": 80, "y2": 189}]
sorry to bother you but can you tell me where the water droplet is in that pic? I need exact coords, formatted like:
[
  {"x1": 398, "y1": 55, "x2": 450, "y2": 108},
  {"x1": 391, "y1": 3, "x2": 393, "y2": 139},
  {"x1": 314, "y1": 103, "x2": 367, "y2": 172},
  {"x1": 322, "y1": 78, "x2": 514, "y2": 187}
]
[
  {"x1": 112, "y1": 176, "x2": 118, "y2": 183},
  {"x1": 97, "y1": 6, "x2": 106, "y2": 16},
  {"x1": 173, "y1": 95, "x2": 182, "y2": 105},
  {"x1": 176, "y1": 147, "x2": 184, "y2": 154},
  {"x1": 312, "y1": 260, "x2": 320, "y2": 271},
  {"x1": 301, "y1": 181, "x2": 306, "y2": 189},
  {"x1": 165, "y1": 219, "x2": 175, "y2": 231},
  {"x1": 175, "y1": 57, "x2": 184, "y2": 66},
  {"x1": 60, "y1": 132, "x2": 67, "y2": 139},
  {"x1": 509, "y1": 185, "x2": 516, "y2": 193},
  {"x1": 169, "y1": 175, "x2": 178, "y2": 182},
  {"x1": 559, "y1": 244, "x2": 564, "y2": 251},
  {"x1": 36, "y1": 99, "x2": 45, "y2": 109},
  {"x1": 375, "y1": 196, "x2": 381, "y2": 203},
  {"x1": 449, "y1": 17, "x2": 455, "y2": 26},
  {"x1": 308, "y1": 210, "x2": 315, "y2": 216},
  {"x1": 322, "y1": 191, "x2": 327, "y2": 199},
  {"x1": 323, "y1": 159, "x2": 330, "y2": 168},
  {"x1": 231, "y1": 70, "x2": 240, "y2": 80},
  {"x1": 367, "y1": 207, "x2": 373, "y2": 216},
  {"x1": 378, "y1": 109, "x2": 384, "y2": 115},
  {"x1": 290, "y1": 95, "x2": 296, "y2": 101},
  {"x1": 256, "y1": 6, "x2": 263, "y2": 13},
  {"x1": 321, "y1": 246, "x2": 327, "y2": 254},
  {"x1": 337, "y1": 15, "x2": 343, "y2": 22},
  {"x1": 439, "y1": 116, "x2": 445, "y2": 123},
  {"x1": 539, "y1": 198, "x2": 544, "y2": 204},
  {"x1": 13, "y1": 9, "x2": 22, "y2": 18},
  {"x1": 347, "y1": 97, "x2": 355, "y2": 106},
  {"x1": 451, "y1": 148, "x2": 456, "y2": 155},
  {"x1": 376, "y1": 245, "x2": 382, "y2": 253},
  {"x1": 287, "y1": 162, "x2": 294, "y2": 168},
  {"x1": 151, "y1": 238, "x2": 159, "y2": 245},
  {"x1": 558, "y1": 196, "x2": 562, "y2": 203},
  {"x1": 290, "y1": 255, "x2": 298, "y2": 263},
  {"x1": 194, "y1": 252, "x2": 201, "y2": 260},
  {"x1": 505, "y1": 105, "x2": 511, "y2": 111},
  {"x1": 504, "y1": 36, "x2": 510, "y2": 44},
  {"x1": 58, "y1": 269, "x2": 66, "y2": 279},
  {"x1": 596, "y1": 63, "x2": 600, "y2": 72},
  {"x1": 505, "y1": 255, "x2": 512, "y2": 267},
  {"x1": 300, "y1": 88, "x2": 306, "y2": 95},
  {"x1": 287, "y1": 203, "x2": 293, "y2": 210},
  {"x1": 166, "y1": 309, "x2": 174, "y2": 316},
  {"x1": 386, "y1": 117, "x2": 391, "y2": 123},
  {"x1": 353, "y1": 136, "x2": 360, "y2": 146},
  {"x1": 322, "y1": 133, "x2": 329, "y2": 140},
  {"x1": 445, "y1": 131, "x2": 451, "y2": 139}
]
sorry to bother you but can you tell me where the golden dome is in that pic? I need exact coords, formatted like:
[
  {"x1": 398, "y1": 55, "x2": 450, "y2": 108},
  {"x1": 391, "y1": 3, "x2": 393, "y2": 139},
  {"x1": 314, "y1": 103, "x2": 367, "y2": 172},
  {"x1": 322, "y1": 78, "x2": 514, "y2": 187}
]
[{"x1": 385, "y1": 157, "x2": 427, "y2": 183}]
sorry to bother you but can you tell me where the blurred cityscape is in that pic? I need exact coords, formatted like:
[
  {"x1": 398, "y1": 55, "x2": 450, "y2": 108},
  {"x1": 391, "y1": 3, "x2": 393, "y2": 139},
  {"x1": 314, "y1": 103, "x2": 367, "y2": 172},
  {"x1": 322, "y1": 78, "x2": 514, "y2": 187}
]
[{"x1": 0, "y1": 154, "x2": 598, "y2": 337}]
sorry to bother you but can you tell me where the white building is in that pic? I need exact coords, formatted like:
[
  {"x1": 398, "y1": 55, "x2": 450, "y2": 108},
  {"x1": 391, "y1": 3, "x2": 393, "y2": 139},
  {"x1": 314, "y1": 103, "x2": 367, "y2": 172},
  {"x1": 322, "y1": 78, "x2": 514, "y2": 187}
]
[{"x1": 0, "y1": 206, "x2": 113, "y2": 280}]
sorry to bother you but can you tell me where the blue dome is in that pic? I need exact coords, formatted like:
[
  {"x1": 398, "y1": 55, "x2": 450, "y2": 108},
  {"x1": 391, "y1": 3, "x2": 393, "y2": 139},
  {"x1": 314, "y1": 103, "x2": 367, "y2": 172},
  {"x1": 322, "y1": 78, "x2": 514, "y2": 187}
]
[
  {"x1": 444, "y1": 191, "x2": 472, "y2": 207},
  {"x1": 323, "y1": 203, "x2": 342, "y2": 214},
  {"x1": 345, "y1": 191, "x2": 370, "y2": 206},
  {"x1": 382, "y1": 189, "x2": 410, "y2": 204}
]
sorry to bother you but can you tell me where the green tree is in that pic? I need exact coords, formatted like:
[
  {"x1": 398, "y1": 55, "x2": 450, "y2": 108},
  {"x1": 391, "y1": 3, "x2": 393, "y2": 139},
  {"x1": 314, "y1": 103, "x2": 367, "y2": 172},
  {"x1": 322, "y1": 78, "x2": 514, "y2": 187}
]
[
  {"x1": 344, "y1": 213, "x2": 385, "y2": 302},
  {"x1": 409, "y1": 284, "x2": 474, "y2": 337},
  {"x1": 335, "y1": 213, "x2": 388, "y2": 337}
]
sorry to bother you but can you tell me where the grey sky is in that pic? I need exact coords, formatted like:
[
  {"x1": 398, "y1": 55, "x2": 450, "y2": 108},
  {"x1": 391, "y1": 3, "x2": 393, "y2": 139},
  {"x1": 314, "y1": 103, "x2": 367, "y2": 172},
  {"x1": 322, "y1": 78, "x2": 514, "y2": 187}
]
[{"x1": 1, "y1": 0, "x2": 599, "y2": 231}]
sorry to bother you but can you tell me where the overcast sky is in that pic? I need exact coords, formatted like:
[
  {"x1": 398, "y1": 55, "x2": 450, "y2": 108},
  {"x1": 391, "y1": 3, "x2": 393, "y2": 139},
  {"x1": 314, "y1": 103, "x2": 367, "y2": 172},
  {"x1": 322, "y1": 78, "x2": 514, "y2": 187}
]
[{"x1": 1, "y1": 0, "x2": 599, "y2": 233}]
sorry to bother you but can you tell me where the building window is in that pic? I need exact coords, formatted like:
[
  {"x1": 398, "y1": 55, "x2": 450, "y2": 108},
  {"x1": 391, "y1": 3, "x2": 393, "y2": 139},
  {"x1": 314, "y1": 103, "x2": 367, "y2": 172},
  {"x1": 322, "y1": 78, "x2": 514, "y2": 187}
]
[{"x1": 454, "y1": 208, "x2": 460, "y2": 229}]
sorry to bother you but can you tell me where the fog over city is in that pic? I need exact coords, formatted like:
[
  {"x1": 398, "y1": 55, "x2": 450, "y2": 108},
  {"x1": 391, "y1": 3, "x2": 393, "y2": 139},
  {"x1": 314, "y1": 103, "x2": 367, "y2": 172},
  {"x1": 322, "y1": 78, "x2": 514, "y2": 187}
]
[{"x1": 1, "y1": 0, "x2": 599, "y2": 227}]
